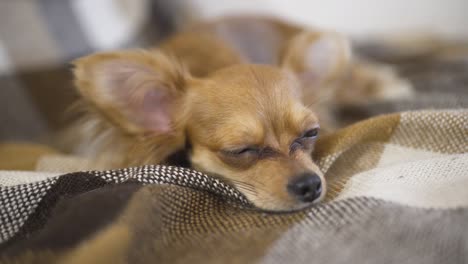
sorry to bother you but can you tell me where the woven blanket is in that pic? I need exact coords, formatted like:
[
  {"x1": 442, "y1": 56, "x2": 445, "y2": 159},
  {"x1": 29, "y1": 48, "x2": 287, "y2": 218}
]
[
  {"x1": 1, "y1": 109, "x2": 467, "y2": 264},
  {"x1": 1, "y1": 7, "x2": 468, "y2": 262}
]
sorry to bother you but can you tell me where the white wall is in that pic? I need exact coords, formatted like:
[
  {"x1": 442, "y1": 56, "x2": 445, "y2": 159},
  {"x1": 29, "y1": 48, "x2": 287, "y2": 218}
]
[{"x1": 183, "y1": 0, "x2": 468, "y2": 39}]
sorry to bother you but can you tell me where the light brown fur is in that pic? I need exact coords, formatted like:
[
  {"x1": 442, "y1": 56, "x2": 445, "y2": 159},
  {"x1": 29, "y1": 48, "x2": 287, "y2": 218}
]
[{"x1": 68, "y1": 16, "x2": 411, "y2": 211}]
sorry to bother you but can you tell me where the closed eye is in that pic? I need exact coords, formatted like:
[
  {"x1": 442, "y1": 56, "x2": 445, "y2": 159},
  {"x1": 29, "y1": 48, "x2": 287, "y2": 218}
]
[
  {"x1": 221, "y1": 146, "x2": 259, "y2": 156},
  {"x1": 219, "y1": 146, "x2": 261, "y2": 169},
  {"x1": 302, "y1": 127, "x2": 319, "y2": 138},
  {"x1": 290, "y1": 127, "x2": 320, "y2": 152}
]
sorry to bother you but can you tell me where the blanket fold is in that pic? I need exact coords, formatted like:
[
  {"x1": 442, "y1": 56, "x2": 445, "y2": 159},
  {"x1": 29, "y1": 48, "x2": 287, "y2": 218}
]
[{"x1": 1, "y1": 109, "x2": 467, "y2": 264}]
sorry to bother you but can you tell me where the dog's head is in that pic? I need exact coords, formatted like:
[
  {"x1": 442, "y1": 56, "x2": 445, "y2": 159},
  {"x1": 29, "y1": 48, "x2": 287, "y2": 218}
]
[{"x1": 73, "y1": 31, "x2": 350, "y2": 211}]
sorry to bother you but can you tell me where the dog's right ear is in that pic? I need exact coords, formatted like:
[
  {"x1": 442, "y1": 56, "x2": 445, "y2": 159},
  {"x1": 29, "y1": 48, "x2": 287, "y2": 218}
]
[
  {"x1": 73, "y1": 50, "x2": 190, "y2": 135},
  {"x1": 281, "y1": 31, "x2": 351, "y2": 85}
]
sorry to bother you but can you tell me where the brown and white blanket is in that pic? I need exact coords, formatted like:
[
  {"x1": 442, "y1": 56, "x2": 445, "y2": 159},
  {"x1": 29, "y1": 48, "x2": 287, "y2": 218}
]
[
  {"x1": 0, "y1": 109, "x2": 467, "y2": 264},
  {"x1": 1, "y1": 2, "x2": 468, "y2": 263}
]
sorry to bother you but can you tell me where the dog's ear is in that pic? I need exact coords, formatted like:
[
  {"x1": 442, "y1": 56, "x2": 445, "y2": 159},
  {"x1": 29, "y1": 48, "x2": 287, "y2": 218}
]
[
  {"x1": 73, "y1": 50, "x2": 189, "y2": 135},
  {"x1": 282, "y1": 31, "x2": 351, "y2": 85}
]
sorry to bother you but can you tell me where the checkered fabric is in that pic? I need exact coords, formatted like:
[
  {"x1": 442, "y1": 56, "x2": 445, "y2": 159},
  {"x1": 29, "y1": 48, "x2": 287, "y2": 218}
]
[
  {"x1": 0, "y1": 165, "x2": 250, "y2": 244},
  {"x1": 0, "y1": 109, "x2": 467, "y2": 264},
  {"x1": 1, "y1": 3, "x2": 468, "y2": 263},
  {"x1": 0, "y1": 178, "x2": 57, "y2": 242}
]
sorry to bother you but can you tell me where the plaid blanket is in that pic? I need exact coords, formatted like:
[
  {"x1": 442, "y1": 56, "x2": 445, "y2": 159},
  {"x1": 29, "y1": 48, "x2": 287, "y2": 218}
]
[
  {"x1": 1, "y1": 109, "x2": 467, "y2": 263},
  {"x1": 1, "y1": 4, "x2": 468, "y2": 262}
]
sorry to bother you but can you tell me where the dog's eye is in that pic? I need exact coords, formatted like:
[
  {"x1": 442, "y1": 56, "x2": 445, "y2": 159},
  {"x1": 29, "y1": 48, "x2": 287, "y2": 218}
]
[
  {"x1": 219, "y1": 146, "x2": 261, "y2": 169},
  {"x1": 223, "y1": 147, "x2": 259, "y2": 156},
  {"x1": 290, "y1": 128, "x2": 319, "y2": 152},
  {"x1": 290, "y1": 141, "x2": 303, "y2": 152},
  {"x1": 303, "y1": 128, "x2": 319, "y2": 138}
]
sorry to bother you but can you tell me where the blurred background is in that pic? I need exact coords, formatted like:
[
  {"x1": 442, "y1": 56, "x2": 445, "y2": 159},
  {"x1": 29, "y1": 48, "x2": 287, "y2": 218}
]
[
  {"x1": 185, "y1": 0, "x2": 468, "y2": 39},
  {"x1": 0, "y1": 0, "x2": 467, "y2": 142}
]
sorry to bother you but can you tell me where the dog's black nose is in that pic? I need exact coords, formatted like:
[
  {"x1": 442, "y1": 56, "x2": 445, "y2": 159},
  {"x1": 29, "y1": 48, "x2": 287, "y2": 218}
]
[{"x1": 287, "y1": 173, "x2": 322, "y2": 202}]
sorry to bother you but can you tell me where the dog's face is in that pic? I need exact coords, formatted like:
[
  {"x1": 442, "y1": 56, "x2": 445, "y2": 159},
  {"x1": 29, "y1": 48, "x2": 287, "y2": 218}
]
[
  {"x1": 186, "y1": 65, "x2": 324, "y2": 210},
  {"x1": 73, "y1": 31, "x2": 350, "y2": 211}
]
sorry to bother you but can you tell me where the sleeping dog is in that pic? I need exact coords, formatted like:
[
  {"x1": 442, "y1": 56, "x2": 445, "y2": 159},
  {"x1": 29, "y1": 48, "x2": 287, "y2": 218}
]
[{"x1": 69, "y1": 16, "x2": 411, "y2": 211}]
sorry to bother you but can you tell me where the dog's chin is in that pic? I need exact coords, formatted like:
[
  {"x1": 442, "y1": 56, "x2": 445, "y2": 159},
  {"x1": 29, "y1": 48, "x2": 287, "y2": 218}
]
[
  {"x1": 251, "y1": 200, "x2": 317, "y2": 213},
  {"x1": 245, "y1": 194, "x2": 324, "y2": 213}
]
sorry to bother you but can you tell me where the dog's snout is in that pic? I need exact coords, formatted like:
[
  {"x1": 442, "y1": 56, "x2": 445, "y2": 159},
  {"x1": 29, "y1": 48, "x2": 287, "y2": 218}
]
[{"x1": 287, "y1": 173, "x2": 322, "y2": 202}]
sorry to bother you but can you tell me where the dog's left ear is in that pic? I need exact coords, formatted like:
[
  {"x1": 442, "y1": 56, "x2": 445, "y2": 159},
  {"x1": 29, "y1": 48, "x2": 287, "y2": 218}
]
[{"x1": 281, "y1": 31, "x2": 351, "y2": 85}]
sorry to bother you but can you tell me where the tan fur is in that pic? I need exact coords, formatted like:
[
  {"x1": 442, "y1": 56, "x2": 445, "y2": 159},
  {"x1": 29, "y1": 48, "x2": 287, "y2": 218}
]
[
  {"x1": 68, "y1": 16, "x2": 409, "y2": 211},
  {"x1": 57, "y1": 225, "x2": 130, "y2": 264},
  {"x1": 71, "y1": 51, "x2": 192, "y2": 168}
]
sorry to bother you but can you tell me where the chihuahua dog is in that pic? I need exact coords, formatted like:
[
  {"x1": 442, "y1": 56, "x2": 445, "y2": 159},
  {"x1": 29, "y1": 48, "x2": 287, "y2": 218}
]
[{"x1": 69, "y1": 17, "x2": 410, "y2": 211}]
